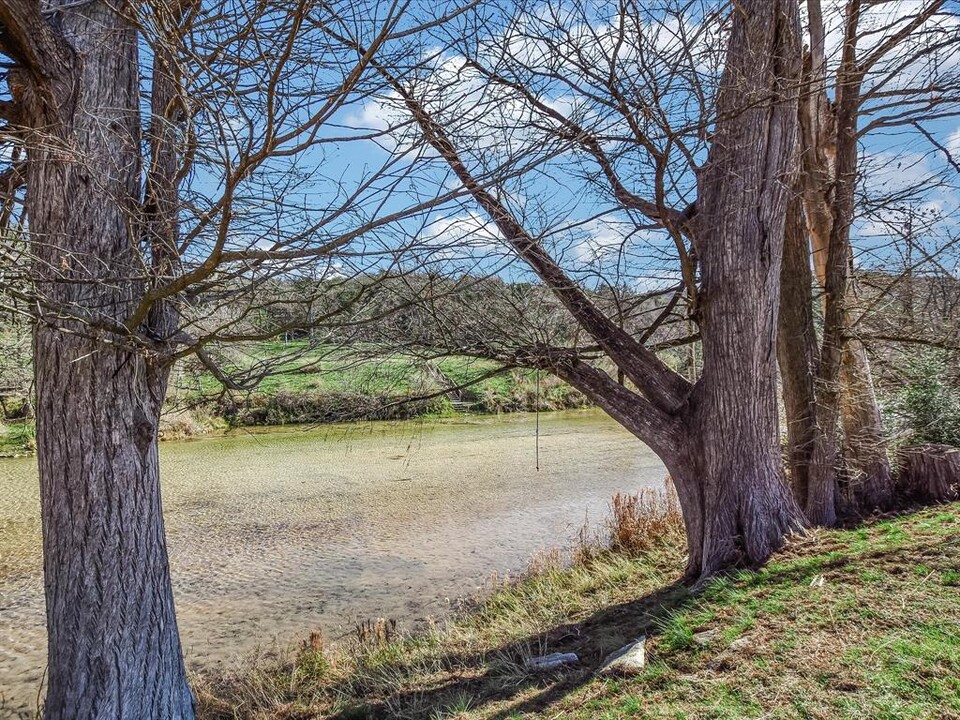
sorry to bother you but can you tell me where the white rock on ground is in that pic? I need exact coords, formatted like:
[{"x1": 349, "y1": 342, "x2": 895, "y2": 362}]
[
  {"x1": 597, "y1": 637, "x2": 647, "y2": 676},
  {"x1": 525, "y1": 652, "x2": 579, "y2": 671}
]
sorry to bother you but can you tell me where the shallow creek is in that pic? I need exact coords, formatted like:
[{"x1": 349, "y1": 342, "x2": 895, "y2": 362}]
[{"x1": 0, "y1": 409, "x2": 666, "y2": 715}]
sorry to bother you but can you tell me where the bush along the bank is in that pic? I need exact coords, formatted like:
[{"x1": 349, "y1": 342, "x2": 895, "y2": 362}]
[
  {"x1": 886, "y1": 350, "x2": 960, "y2": 503},
  {"x1": 888, "y1": 348, "x2": 960, "y2": 447},
  {"x1": 215, "y1": 391, "x2": 454, "y2": 426}
]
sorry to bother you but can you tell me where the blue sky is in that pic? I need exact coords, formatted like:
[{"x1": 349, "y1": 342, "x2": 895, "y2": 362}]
[{"x1": 172, "y1": 0, "x2": 960, "y2": 291}]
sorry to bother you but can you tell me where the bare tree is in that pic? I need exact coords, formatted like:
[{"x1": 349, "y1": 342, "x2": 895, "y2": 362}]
[
  {"x1": 357, "y1": 0, "x2": 960, "y2": 564},
  {"x1": 0, "y1": 0, "x2": 473, "y2": 715},
  {"x1": 363, "y1": 0, "x2": 807, "y2": 578},
  {"x1": 780, "y1": 0, "x2": 960, "y2": 524}
]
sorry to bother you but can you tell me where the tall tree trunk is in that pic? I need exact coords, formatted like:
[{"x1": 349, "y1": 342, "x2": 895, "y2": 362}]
[
  {"x1": 14, "y1": 2, "x2": 196, "y2": 717},
  {"x1": 681, "y1": 0, "x2": 806, "y2": 577},
  {"x1": 796, "y1": 1, "x2": 893, "y2": 518},
  {"x1": 777, "y1": 194, "x2": 818, "y2": 504},
  {"x1": 35, "y1": 340, "x2": 193, "y2": 718},
  {"x1": 806, "y1": 395, "x2": 840, "y2": 526},
  {"x1": 838, "y1": 339, "x2": 893, "y2": 509},
  {"x1": 561, "y1": 0, "x2": 808, "y2": 578}
]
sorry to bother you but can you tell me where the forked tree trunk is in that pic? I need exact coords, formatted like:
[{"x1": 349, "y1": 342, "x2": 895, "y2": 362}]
[
  {"x1": 581, "y1": 0, "x2": 808, "y2": 578},
  {"x1": 15, "y1": 2, "x2": 195, "y2": 717},
  {"x1": 793, "y1": 3, "x2": 893, "y2": 519}
]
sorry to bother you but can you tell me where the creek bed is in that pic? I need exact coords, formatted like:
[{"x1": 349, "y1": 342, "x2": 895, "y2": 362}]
[{"x1": 0, "y1": 409, "x2": 666, "y2": 716}]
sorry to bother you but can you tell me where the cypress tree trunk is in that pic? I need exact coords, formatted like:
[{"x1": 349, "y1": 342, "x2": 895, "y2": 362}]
[
  {"x1": 12, "y1": 1, "x2": 196, "y2": 716},
  {"x1": 839, "y1": 339, "x2": 893, "y2": 510},
  {"x1": 675, "y1": 0, "x2": 806, "y2": 577},
  {"x1": 794, "y1": 1, "x2": 893, "y2": 519},
  {"x1": 777, "y1": 194, "x2": 818, "y2": 504},
  {"x1": 35, "y1": 340, "x2": 193, "y2": 718}
]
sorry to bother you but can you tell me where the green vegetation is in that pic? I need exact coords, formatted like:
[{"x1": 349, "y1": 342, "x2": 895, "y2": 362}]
[
  {"x1": 0, "y1": 342, "x2": 588, "y2": 455},
  {"x1": 888, "y1": 349, "x2": 960, "y2": 447},
  {"x1": 196, "y1": 497, "x2": 960, "y2": 720},
  {"x1": 0, "y1": 420, "x2": 33, "y2": 456},
  {"x1": 182, "y1": 341, "x2": 586, "y2": 418},
  {"x1": 182, "y1": 343, "x2": 587, "y2": 429}
]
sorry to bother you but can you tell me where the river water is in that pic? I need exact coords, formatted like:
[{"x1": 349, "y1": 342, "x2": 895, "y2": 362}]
[{"x1": 0, "y1": 409, "x2": 666, "y2": 716}]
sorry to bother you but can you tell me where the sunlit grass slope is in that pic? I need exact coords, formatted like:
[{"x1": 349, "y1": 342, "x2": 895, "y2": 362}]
[{"x1": 197, "y1": 499, "x2": 960, "y2": 720}]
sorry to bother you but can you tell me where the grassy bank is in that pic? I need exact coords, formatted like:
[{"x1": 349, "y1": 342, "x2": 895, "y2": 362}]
[
  {"x1": 188, "y1": 345, "x2": 588, "y2": 427},
  {"x1": 196, "y1": 498, "x2": 960, "y2": 720},
  {"x1": 0, "y1": 345, "x2": 588, "y2": 455}
]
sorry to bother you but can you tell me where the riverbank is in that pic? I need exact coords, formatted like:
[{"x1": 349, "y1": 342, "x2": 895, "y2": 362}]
[
  {"x1": 0, "y1": 410, "x2": 661, "y2": 717},
  {"x1": 196, "y1": 500, "x2": 960, "y2": 720},
  {"x1": 0, "y1": 349, "x2": 588, "y2": 456}
]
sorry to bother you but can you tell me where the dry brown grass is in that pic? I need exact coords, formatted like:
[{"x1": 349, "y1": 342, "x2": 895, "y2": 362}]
[
  {"x1": 194, "y1": 485, "x2": 686, "y2": 720},
  {"x1": 571, "y1": 479, "x2": 684, "y2": 565},
  {"x1": 606, "y1": 480, "x2": 684, "y2": 557}
]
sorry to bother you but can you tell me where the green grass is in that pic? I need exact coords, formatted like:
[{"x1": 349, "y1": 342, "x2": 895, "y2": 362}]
[
  {"x1": 185, "y1": 342, "x2": 426, "y2": 396},
  {"x1": 0, "y1": 344, "x2": 588, "y2": 453},
  {"x1": 180, "y1": 341, "x2": 580, "y2": 408},
  {"x1": 0, "y1": 420, "x2": 34, "y2": 456},
  {"x1": 175, "y1": 342, "x2": 587, "y2": 428},
  {"x1": 196, "y1": 503, "x2": 960, "y2": 720}
]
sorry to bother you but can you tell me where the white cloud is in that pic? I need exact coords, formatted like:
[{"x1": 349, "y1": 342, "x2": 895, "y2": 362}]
[
  {"x1": 571, "y1": 218, "x2": 632, "y2": 264},
  {"x1": 569, "y1": 218, "x2": 667, "y2": 267},
  {"x1": 633, "y1": 270, "x2": 683, "y2": 294},
  {"x1": 408, "y1": 211, "x2": 510, "y2": 269},
  {"x1": 423, "y1": 211, "x2": 503, "y2": 249},
  {"x1": 947, "y1": 126, "x2": 960, "y2": 157},
  {"x1": 811, "y1": 0, "x2": 960, "y2": 92},
  {"x1": 343, "y1": 97, "x2": 397, "y2": 133},
  {"x1": 864, "y1": 150, "x2": 932, "y2": 185}
]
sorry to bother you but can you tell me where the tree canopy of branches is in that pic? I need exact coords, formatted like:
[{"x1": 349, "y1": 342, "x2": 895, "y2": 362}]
[
  {"x1": 359, "y1": 0, "x2": 959, "y2": 568},
  {"x1": 1, "y1": 0, "x2": 958, "y2": 715}
]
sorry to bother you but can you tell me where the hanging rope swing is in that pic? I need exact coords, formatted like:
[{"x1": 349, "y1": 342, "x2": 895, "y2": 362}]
[{"x1": 535, "y1": 368, "x2": 541, "y2": 471}]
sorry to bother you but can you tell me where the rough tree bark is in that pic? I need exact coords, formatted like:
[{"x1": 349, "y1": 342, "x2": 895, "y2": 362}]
[
  {"x1": 777, "y1": 194, "x2": 818, "y2": 506},
  {"x1": 838, "y1": 340, "x2": 892, "y2": 509},
  {"x1": 392, "y1": 0, "x2": 806, "y2": 578},
  {"x1": 3, "y1": 1, "x2": 195, "y2": 717},
  {"x1": 897, "y1": 445, "x2": 960, "y2": 503},
  {"x1": 684, "y1": 0, "x2": 807, "y2": 574},
  {"x1": 786, "y1": 0, "x2": 893, "y2": 523}
]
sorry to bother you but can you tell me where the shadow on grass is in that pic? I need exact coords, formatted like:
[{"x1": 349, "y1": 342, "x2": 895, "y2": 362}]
[
  {"x1": 324, "y1": 579, "x2": 692, "y2": 720},
  {"x1": 327, "y1": 520, "x2": 957, "y2": 720}
]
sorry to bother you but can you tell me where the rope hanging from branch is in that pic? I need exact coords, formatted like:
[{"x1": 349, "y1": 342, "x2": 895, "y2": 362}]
[{"x1": 535, "y1": 368, "x2": 540, "y2": 471}]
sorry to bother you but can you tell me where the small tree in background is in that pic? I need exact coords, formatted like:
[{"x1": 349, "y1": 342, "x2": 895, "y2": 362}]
[{"x1": 890, "y1": 349, "x2": 960, "y2": 447}]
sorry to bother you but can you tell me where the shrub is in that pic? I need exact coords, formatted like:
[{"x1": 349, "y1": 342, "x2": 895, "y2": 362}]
[
  {"x1": 606, "y1": 480, "x2": 685, "y2": 556},
  {"x1": 216, "y1": 391, "x2": 449, "y2": 426},
  {"x1": 889, "y1": 349, "x2": 960, "y2": 446}
]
